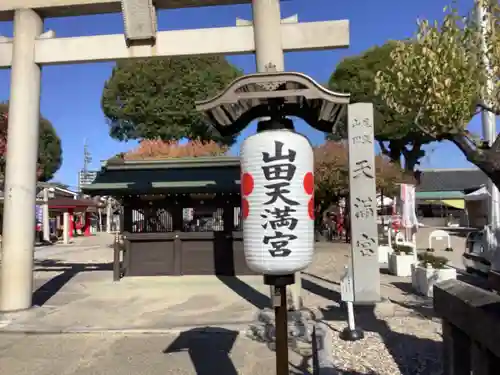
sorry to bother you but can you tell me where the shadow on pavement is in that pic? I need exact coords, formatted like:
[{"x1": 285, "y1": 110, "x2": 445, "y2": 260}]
[
  {"x1": 456, "y1": 270, "x2": 490, "y2": 289},
  {"x1": 389, "y1": 270, "x2": 491, "y2": 320},
  {"x1": 163, "y1": 327, "x2": 238, "y2": 375},
  {"x1": 302, "y1": 271, "x2": 340, "y2": 286},
  {"x1": 304, "y1": 277, "x2": 442, "y2": 374},
  {"x1": 387, "y1": 281, "x2": 436, "y2": 320},
  {"x1": 302, "y1": 277, "x2": 341, "y2": 303},
  {"x1": 216, "y1": 275, "x2": 269, "y2": 310},
  {"x1": 32, "y1": 259, "x2": 112, "y2": 307}
]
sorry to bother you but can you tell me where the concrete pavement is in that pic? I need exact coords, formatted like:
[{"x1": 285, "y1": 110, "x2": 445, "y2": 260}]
[
  {"x1": 0, "y1": 332, "x2": 307, "y2": 375},
  {"x1": 0, "y1": 232, "x2": 467, "y2": 374},
  {"x1": 0, "y1": 233, "x2": 310, "y2": 374}
]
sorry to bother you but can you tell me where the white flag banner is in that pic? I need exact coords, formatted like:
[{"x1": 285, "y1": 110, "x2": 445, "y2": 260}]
[{"x1": 400, "y1": 184, "x2": 418, "y2": 229}]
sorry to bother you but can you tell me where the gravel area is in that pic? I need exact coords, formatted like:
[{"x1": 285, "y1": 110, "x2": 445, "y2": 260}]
[
  {"x1": 302, "y1": 242, "x2": 443, "y2": 375},
  {"x1": 324, "y1": 314, "x2": 442, "y2": 375}
]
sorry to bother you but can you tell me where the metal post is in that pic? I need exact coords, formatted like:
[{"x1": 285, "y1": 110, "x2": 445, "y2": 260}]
[
  {"x1": 339, "y1": 265, "x2": 364, "y2": 341},
  {"x1": 252, "y1": 0, "x2": 302, "y2": 310},
  {"x1": 0, "y1": 9, "x2": 43, "y2": 312},
  {"x1": 476, "y1": 0, "x2": 500, "y2": 259},
  {"x1": 43, "y1": 187, "x2": 50, "y2": 242},
  {"x1": 264, "y1": 273, "x2": 294, "y2": 375},
  {"x1": 346, "y1": 301, "x2": 356, "y2": 331},
  {"x1": 340, "y1": 302, "x2": 364, "y2": 341},
  {"x1": 274, "y1": 285, "x2": 289, "y2": 375}
]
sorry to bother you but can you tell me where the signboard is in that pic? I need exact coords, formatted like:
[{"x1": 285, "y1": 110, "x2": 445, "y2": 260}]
[
  {"x1": 240, "y1": 129, "x2": 314, "y2": 275},
  {"x1": 340, "y1": 265, "x2": 354, "y2": 302},
  {"x1": 347, "y1": 103, "x2": 380, "y2": 303}
]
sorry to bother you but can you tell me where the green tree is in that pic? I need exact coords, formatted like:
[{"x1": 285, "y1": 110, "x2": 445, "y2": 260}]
[
  {"x1": 38, "y1": 117, "x2": 63, "y2": 181},
  {"x1": 328, "y1": 42, "x2": 434, "y2": 171},
  {"x1": 375, "y1": 2, "x2": 500, "y2": 186},
  {"x1": 0, "y1": 103, "x2": 62, "y2": 182},
  {"x1": 101, "y1": 56, "x2": 243, "y2": 146}
]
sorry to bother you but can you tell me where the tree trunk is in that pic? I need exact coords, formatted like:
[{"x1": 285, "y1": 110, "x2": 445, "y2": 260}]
[
  {"x1": 401, "y1": 140, "x2": 423, "y2": 172},
  {"x1": 378, "y1": 140, "x2": 404, "y2": 166},
  {"x1": 450, "y1": 133, "x2": 500, "y2": 189},
  {"x1": 387, "y1": 140, "x2": 404, "y2": 166}
]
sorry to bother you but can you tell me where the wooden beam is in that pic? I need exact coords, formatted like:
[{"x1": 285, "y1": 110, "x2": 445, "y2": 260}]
[
  {"x1": 0, "y1": 20, "x2": 349, "y2": 68},
  {"x1": 0, "y1": 0, "x2": 254, "y2": 21}
]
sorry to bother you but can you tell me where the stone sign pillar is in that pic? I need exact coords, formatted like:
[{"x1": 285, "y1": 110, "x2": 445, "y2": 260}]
[{"x1": 347, "y1": 103, "x2": 380, "y2": 303}]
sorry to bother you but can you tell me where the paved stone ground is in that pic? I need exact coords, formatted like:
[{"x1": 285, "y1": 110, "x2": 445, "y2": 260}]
[
  {"x1": 0, "y1": 232, "x2": 483, "y2": 374},
  {"x1": 0, "y1": 332, "x2": 308, "y2": 375},
  {"x1": 415, "y1": 226, "x2": 467, "y2": 270}
]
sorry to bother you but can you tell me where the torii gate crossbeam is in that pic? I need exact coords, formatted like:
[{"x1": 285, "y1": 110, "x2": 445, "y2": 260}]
[
  {"x1": 0, "y1": 20, "x2": 349, "y2": 68},
  {"x1": 0, "y1": 0, "x2": 350, "y2": 312},
  {"x1": 0, "y1": 0, "x2": 254, "y2": 21}
]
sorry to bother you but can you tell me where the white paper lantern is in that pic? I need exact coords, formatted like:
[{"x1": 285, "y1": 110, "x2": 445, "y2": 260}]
[{"x1": 240, "y1": 129, "x2": 315, "y2": 275}]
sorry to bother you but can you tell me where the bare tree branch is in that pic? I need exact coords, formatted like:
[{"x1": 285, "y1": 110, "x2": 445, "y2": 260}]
[
  {"x1": 412, "y1": 103, "x2": 440, "y2": 139},
  {"x1": 450, "y1": 133, "x2": 482, "y2": 162},
  {"x1": 477, "y1": 102, "x2": 500, "y2": 116},
  {"x1": 490, "y1": 132, "x2": 500, "y2": 152}
]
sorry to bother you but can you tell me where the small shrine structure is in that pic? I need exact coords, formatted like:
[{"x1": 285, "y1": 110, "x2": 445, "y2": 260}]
[{"x1": 83, "y1": 141, "x2": 254, "y2": 277}]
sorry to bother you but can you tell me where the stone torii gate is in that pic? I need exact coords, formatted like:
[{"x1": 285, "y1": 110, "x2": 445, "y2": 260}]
[{"x1": 0, "y1": 0, "x2": 349, "y2": 312}]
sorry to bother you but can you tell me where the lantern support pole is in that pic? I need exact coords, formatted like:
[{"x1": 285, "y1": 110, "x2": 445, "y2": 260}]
[{"x1": 264, "y1": 273, "x2": 294, "y2": 375}]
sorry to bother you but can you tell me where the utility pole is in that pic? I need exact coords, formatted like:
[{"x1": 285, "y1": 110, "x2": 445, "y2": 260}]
[
  {"x1": 476, "y1": 0, "x2": 500, "y2": 256},
  {"x1": 79, "y1": 138, "x2": 92, "y2": 195}
]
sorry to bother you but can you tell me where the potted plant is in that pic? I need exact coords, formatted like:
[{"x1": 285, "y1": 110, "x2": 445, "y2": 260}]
[
  {"x1": 411, "y1": 252, "x2": 457, "y2": 297},
  {"x1": 377, "y1": 243, "x2": 393, "y2": 264},
  {"x1": 388, "y1": 244, "x2": 415, "y2": 277}
]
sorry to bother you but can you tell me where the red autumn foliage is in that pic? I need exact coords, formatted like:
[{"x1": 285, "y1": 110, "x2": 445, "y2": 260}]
[
  {"x1": 121, "y1": 139, "x2": 229, "y2": 160},
  {"x1": 314, "y1": 141, "x2": 413, "y2": 202},
  {"x1": 0, "y1": 106, "x2": 43, "y2": 180},
  {"x1": 0, "y1": 111, "x2": 7, "y2": 159}
]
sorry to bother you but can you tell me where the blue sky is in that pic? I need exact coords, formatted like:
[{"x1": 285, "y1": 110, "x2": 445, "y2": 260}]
[{"x1": 0, "y1": 0, "x2": 495, "y2": 189}]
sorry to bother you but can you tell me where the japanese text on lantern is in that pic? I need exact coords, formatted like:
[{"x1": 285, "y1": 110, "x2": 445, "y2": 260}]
[
  {"x1": 350, "y1": 115, "x2": 377, "y2": 257},
  {"x1": 260, "y1": 141, "x2": 299, "y2": 257}
]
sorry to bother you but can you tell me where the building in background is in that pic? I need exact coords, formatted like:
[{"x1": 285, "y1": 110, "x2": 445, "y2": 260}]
[
  {"x1": 78, "y1": 170, "x2": 98, "y2": 192},
  {"x1": 415, "y1": 168, "x2": 489, "y2": 227}
]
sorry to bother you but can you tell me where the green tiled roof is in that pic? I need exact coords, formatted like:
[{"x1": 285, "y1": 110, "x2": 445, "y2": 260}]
[
  {"x1": 82, "y1": 156, "x2": 241, "y2": 195},
  {"x1": 415, "y1": 191, "x2": 465, "y2": 199}
]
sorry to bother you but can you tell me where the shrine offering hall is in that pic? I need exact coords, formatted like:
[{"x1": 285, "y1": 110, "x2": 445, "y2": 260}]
[{"x1": 84, "y1": 156, "x2": 255, "y2": 277}]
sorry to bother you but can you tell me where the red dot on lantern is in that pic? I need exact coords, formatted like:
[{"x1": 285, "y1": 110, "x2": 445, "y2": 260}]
[
  {"x1": 308, "y1": 197, "x2": 315, "y2": 220},
  {"x1": 241, "y1": 172, "x2": 254, "y2": 196},
  {"x1": 303, "y1": 172, "x2": 314, "y2": 195},
  {"x1": 242, "y1": 198, "x2": 250, "y2": 219}
]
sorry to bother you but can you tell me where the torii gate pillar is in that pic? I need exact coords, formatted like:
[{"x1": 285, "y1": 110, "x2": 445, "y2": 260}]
[
  {"x1": 250, "y1": 0, "x2": 301, "y2": 310},
  {"x1": 0, "y1": 9, "x2": 43, "y2": 312}
]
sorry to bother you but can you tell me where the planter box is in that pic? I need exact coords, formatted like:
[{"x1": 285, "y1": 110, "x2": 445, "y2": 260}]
[
  {"x1": 411, "y1": 264, "x2": 457, "y2": 297},
  {"x1": 388, "y1": 253, "x2": 414, "y2": 277},
  {"x1": 378, "y1": 245, "x2": 393, "y2": 264}
]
